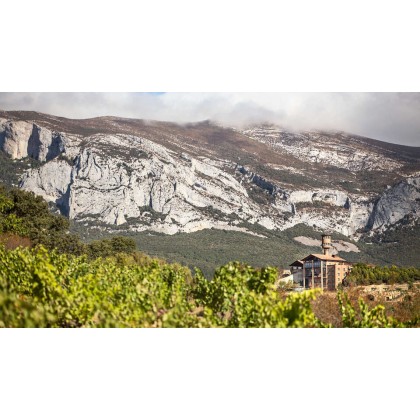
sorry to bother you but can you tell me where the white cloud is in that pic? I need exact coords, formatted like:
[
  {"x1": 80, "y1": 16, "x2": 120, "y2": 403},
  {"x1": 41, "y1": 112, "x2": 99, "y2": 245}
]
[{"x1": 0, "y1": 92, "x2": 419, "y2": 146}]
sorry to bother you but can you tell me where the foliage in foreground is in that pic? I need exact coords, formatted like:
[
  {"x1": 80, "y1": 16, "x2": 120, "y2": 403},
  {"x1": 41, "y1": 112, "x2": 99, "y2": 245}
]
[{"x1": 0, "y1": 245, "x2": 407, "y2": 328}]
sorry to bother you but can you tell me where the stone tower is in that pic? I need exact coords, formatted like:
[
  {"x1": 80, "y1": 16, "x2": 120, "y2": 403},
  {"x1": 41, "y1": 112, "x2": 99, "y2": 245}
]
[{"x1": 321, "y1": 234, "x2": 332, "y2": 256}]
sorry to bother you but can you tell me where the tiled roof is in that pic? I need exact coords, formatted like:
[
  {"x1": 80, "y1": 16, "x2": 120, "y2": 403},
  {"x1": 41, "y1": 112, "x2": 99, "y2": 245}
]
[{"x1": 302, "y1": 253, "x2": 348, "y2": 262}]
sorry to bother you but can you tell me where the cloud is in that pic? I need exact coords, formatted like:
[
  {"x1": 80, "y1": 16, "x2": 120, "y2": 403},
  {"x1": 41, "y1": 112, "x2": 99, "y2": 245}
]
[{"x1": 0, "y1": 92, "x2": 419, "y2": 146}]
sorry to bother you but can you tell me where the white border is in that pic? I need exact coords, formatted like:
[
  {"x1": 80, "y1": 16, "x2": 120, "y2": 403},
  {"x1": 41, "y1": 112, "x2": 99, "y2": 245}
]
[
  {"x1": 1, "y1": 1, "x2": 418, "y2": 419},
  {"x1": 1, "y1": 1, "x2": 419, "y2": 91}
]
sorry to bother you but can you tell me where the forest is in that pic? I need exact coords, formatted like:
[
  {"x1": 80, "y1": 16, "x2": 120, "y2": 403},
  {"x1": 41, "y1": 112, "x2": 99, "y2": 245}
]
[{"x1": 345, "y1": 263, "x2": 420, "y2": 286}]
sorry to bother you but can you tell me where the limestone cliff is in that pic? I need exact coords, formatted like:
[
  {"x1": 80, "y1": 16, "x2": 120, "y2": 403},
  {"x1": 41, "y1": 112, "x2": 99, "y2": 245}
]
[
  {"x1": 1, "y1": 113, "x2": 419, "y2": 239},
  {"x1": 367, "y1": 176, "x2": 420, "y2": 232},
  {"x1": 0, "y1": 118, "x2": 66, "y2": 162}
]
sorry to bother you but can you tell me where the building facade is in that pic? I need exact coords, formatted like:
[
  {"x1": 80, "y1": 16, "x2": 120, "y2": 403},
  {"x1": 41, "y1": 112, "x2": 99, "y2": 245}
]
[
  {"x1": 290, "y1": 234, "x2": 352, "y2": 291},
  {"x1": 289, "y1": 260, "x2": 303, "y2": 284}
]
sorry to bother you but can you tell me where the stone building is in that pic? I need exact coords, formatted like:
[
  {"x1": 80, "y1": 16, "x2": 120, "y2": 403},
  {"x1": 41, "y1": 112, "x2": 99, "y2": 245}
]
[
  {"x1": 289, "y1": 260, "x2": 304, "y2": 285},
  {"x1": 290, "y1": 234, "x2": 352, "y2": 291}
]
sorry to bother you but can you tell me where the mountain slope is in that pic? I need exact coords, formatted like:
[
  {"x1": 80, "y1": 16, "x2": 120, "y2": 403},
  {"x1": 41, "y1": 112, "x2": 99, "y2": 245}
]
[{"x1": 1, "y1": 110, "x2": 419, "y2": 271}]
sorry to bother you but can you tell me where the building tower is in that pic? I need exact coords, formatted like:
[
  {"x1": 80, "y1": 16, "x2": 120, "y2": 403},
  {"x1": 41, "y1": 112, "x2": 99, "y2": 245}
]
[{"x1": 321, "y1": 234, "x2": 332, "y2": 256}]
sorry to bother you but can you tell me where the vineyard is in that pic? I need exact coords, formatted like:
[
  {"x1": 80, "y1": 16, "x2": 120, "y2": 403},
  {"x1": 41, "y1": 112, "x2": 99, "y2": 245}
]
[{"x1": 0, "y1": 244, "x2": 410, "y2": 328}]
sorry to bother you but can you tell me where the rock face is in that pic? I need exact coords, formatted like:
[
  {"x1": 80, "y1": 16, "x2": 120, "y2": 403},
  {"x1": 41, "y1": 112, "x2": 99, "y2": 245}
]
[
  {"x1": 367, "y1": 176, "x2": 420, "y2": 232},
  {"x1": 0, "y1": 119, "x2": 65, "y2": 162},
  {"x1": 242, "y1": 126, "x2": 404, "y2": 172},
  {"x1": 1, "y1": 113, "x2": 419, "y2": 239},
  {"x1": 0, "y1": 119, "x2": 34, "y2": 159},
  {"x1": 20, "y1": 133, "x2": 263, "y2": 234},
  {"x1": 19, "y1": 159, "x2": 73, "y2": 213},
  {"x1": 16, "y1": 131, "x2": 409, "y2": 238}
]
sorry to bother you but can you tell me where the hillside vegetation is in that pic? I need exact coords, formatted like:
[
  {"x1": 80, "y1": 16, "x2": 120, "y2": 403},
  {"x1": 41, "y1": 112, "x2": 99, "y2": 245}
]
[
  {"x1": 0, "y1": 184, "x2": 136, "y2": 258},
  {"x1": 345, "y1": 263, "x2": 420, "y2": 286},
  {"x1": 72, "y1": 221, "x2": 419, "y2": 278}
]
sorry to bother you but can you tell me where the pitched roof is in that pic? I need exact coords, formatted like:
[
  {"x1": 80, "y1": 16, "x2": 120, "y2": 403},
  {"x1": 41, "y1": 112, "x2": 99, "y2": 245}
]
[
  {"x1": 289, "y1": 260, "x2": 304, "y2": 267},
  {"x1": 302, "y1": 253, "x2": 347, "y2": 262}
]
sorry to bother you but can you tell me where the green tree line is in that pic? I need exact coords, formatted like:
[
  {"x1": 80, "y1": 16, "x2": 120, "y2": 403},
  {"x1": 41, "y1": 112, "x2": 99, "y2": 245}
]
[{"x1": 344, "y1": 263, "x2": 420, "y2": 286}]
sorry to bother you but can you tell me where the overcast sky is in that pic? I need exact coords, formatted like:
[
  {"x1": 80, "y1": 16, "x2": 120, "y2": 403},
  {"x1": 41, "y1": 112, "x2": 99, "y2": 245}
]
[{"x1": 0, "y1": 92, "x2": 419, "y2": 146}]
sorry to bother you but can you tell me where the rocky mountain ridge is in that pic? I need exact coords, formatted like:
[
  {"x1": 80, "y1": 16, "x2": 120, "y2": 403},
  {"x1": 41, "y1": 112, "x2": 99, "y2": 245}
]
[
  {"x1": 242, "y1": 126, "x2": 405, "y2": 172},
  {"x1": 1, "y1": 111, "x2": 419, "y2": 242}
]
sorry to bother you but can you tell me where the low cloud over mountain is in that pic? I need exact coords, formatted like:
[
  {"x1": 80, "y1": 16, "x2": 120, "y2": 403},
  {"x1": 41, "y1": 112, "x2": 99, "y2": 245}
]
[{"x1": 1, "y1": 93, "x2": 419, "y2": 146}]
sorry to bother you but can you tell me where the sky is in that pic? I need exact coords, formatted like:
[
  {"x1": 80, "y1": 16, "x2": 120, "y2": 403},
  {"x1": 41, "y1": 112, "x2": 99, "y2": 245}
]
[{"x1": 0, "y1": 92, "x2": 419, "y2": 146}]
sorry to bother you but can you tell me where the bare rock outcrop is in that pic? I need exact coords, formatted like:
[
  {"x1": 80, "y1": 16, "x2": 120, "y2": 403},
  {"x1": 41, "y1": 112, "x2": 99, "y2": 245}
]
[
  {"x1": 18, "y1": 131, "x2": 372, "y2": 236},
  {"x1": 2, "y1": 116, "x2": 416, "y2": 239},
  {"x1": 0, "y1": 119, "x2": 65, "y2": 162},
  {"x1": 0, "y1": 119, "x2": 34, "y2": 159},
  {"x1": 367, "y1": 176, "x2": 420, "y2": 232}
]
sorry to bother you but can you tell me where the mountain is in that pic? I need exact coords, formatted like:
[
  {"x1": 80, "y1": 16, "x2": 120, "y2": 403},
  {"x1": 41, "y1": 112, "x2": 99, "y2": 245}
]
[{"x1": 1, "y1": 110, "x2": 420, "y2": 274}]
